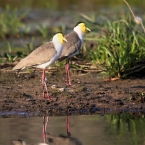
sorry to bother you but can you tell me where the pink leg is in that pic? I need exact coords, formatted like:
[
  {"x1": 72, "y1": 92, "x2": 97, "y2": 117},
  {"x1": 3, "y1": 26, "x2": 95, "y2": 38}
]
[
  {"x1": 65, "y1": 63, "x2": 72, "y2": 86},
  {"x1": 41, "y1": 69, "x2": 45, "y2": 85},
  {"x1": 66, "y1": 116, "x2": 71, "y2": 136},
  {"x1": 42, "y1": 69, "x2": 46, "y2": 98},
  {"x1": 42, "y1": 116, "x2": 49, "y2": 143},
  {"x1": 41, "y1": 69, "x2": 55, "y2": 100}
]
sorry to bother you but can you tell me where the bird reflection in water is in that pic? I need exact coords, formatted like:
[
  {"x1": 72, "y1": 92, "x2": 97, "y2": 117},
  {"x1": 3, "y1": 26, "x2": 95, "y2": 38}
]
[
  {"x1": 13, "y1": 116, "x2": 82, "y2": 145},
  {"x1": 42, "y1": 116, "x2": 49, "y2": 143},
  {"x1": 42, "y1": 116, "x2": 71, "y2": 143},
  {"x1": 43, "y1": 116, "x2": 82, "y2": 145}
]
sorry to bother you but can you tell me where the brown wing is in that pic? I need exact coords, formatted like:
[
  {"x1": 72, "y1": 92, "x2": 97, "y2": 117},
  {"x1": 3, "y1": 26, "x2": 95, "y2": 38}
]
[
  {"x1": 58, "y1": 31, "x2": 82, "y2": 61},
  {"x1": 12, "y1": 41, "x2": 56, "y2": 70}
]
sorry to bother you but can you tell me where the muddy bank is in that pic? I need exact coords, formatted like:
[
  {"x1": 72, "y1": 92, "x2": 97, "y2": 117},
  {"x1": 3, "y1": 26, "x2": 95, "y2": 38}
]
[{"x1": 0, "y1": 66, "x2": 145, "y2": 117}]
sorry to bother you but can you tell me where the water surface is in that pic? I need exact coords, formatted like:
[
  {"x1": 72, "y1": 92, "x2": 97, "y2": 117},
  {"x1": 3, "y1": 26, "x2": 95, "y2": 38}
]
[{"x1": 0, "y1": 114, "x2": 145, "y2": 145}]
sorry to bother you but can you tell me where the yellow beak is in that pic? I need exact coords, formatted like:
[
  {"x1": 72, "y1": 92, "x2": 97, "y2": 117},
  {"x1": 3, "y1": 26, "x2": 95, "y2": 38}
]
[
  {"x1": 86, "y1": 27, "x2": 91, "y2": 32},
  {"x1": 63, "y1": 37, "x2": 67, "y2": 43}
]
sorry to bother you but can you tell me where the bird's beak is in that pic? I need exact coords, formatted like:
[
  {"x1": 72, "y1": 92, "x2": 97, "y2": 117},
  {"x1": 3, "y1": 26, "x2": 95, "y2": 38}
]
[
  {"x1": 86, "y1": 27, "x2": 91, "y2": 32},
  {"x1": 63, "y1": 37, "x2": 68, "y2": 42}
]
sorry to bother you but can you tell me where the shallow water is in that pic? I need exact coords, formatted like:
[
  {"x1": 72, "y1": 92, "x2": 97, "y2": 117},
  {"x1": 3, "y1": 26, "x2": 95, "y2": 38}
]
[{"x1": 0, "y1": 114, "x2": 145, "y2": 145}]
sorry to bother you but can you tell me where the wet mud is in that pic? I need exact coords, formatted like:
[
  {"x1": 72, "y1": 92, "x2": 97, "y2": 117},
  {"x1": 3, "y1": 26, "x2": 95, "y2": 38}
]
[{"x1": 0, "y1": 65, "x2": 145, "y2": 117}]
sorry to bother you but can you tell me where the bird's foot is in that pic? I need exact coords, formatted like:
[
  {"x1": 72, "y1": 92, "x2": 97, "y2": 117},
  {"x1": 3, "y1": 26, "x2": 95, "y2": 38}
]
[
  {"x1": 43, "y1": 94, "x2": 56, "y2": 101},
  {"x1": 67, "y1": 132, "x2": 71, "y2": 137},
  {"x1": 66, "y1": 83, "x2": 72, "y2": 87},
  {"x1": 46, "y1": 96, "x2": 56, "y2": 101},
  {"x1": 66, "y1": 80, "x2": 72, "y2": 87},
  {"x1": 66, "y1": 82, "x2": 75, "y2": 88}
]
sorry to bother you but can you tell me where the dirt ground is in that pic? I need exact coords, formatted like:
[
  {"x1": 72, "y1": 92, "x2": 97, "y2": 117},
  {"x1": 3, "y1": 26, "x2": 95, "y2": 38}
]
[{"x1": 0, "y1": 64, "x2": 145, "y2": 117}]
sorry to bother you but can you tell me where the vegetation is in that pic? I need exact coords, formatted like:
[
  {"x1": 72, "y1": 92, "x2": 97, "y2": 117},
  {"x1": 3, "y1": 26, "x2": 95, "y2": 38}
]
[
  {"x1": 86, "y1": 0, "x2": 145, "y2": 78},
  {"x1": 106, "y1": 113, "x2": 145, "y2": 145},
  {"x1": 0, "y1": 1, "x2": 145, "y2": 79},
  {"x1": 5, "y1": 42, "x2": 17, "y2": 62},
  {"x1": 0, "y1": 5, "x2": 27, "y2": 39},
  {"x1": 89, "y1": 21, "x2": 145, "y2": 78}
]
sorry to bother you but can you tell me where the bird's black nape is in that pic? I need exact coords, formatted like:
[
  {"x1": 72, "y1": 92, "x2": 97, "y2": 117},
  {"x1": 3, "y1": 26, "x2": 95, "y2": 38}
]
[
  {"x1": 75, "y1": 21, "x2": 84, "y2": 27},
  {"x1": 17, "y1": 139, "x2": 23, "y2": 143},
  {"x1": 54, "y1": 32, "x2": 64, "y2": 35},
  {"x1": 50, "y1": 32, "x2": 64, "y2": 40}
]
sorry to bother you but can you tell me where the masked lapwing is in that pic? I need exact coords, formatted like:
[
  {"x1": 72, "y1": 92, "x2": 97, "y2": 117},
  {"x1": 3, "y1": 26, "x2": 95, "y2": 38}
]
[
  {"x1": 12, "y1": 33, "x2": 67, "y2": 100},
  {"x1": 58, "y1": 22, "x2": 91, "y2": 86}
]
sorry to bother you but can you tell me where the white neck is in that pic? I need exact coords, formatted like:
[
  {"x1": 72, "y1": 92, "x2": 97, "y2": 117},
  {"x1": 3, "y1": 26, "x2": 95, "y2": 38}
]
[
  {"x1": 52, "y1": 36, "x2": 63, "y2": 52},
  {"x1": 74, "y1": 26, "x2": 84, "y2": 42}
]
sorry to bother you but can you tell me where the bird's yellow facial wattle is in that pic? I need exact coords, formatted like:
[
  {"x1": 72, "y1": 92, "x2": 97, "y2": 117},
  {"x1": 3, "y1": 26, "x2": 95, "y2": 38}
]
[
  {"x1": 79, "y1": 23, "x2": 91, "y2": 34},
  {"x1": 57, "y1": 33, "x2": 67, "y2": 44}
]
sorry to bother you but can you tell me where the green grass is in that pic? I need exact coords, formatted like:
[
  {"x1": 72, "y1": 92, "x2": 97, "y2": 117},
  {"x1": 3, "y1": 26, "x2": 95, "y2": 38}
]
[
  {"x1": 5, "y1": 42, "x2": 18, "y2": 62},
  {"x1": 88, "y1": 19, "x2": 145, "y2": 78},
  {"x1": 106, "y1": 113, "x2": 145, "y2": 145},
  {"x1": 0, "y1": 5, "x2": 27, "y2": 39},
  {"x1": 37, "y1": 23, "x2": 49, "y2": 39}
]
